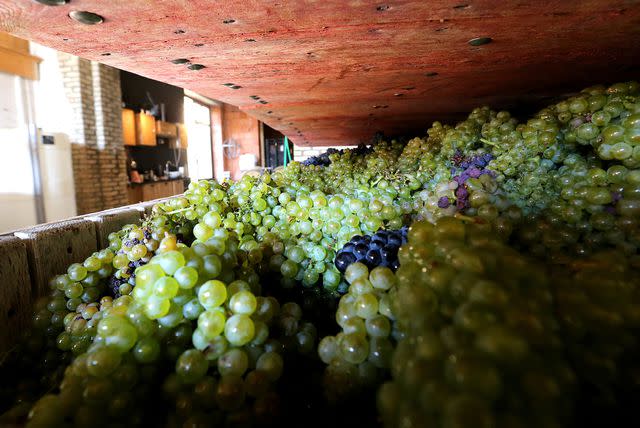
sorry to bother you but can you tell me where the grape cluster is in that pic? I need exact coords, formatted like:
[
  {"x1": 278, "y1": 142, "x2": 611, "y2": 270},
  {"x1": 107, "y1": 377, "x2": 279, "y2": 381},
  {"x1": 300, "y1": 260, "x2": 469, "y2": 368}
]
[
  {"x1": 301, "y1": 144, "x2": 374, "y2": 167},
  {"x1": 443, "y1": 151, "x2": 495, "y2": 211},
  {"x1": 334, "y1": 228, "x2": 407, "y2": 273},
  {"x1": 302, "y1": 148, "x2": 340, "y2": 167},
  {"x1": 1, "y1": 80, "x2": 640, "y2": 428},
  {"x1": 318, "y1": 263, "x2": 398, "y2": 401},
  {"x1": 379, "y1": 218, "x2": 576, "y2": 428}
]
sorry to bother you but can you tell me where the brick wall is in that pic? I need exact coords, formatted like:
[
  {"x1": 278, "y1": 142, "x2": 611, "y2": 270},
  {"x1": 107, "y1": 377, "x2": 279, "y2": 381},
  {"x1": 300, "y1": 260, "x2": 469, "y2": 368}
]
[
  {"x1": 58, "y1": 53, "x2": 129, "y2": 214},
  {"x1": 293, "y1": 145, "x2": 357, "y2": 162}
]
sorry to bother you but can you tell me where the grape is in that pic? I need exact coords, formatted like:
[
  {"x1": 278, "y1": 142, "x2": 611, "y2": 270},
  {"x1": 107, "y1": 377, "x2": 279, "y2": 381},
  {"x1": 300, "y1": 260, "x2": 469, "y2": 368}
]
[
  {"x1": 85, "y1": 345, "x2": 121, "y2": 377},
  {"x1": 229, "y1": 290, "x2": 257, "y2": 315},
  {"x1": 153, "y1": 277, "x2": 179, "y2": 299},
  {"x1": 4, "y1": 79, "x2": 640, "y2": 428},
  {"x1": 176, "y1": 349, "x2": 209, "y2": 384},
  {"x1": 197, "y1": 280, "x2": 227, "y2": 309},
  {"x1": 133, "y1": 337, "x2": 161, "y2": 363},
  {"x1": 224, "y1": 314, "x2": 255, "y2": 346},
  {"x1": 198, "y1": 310, "x2": 226, "y2": 339},
  {"x1": 256, "y1": 352, "x2": 284, "y2": 381},
  {"x1": 218, "y1": 349, "x2": 249, "y2": 377}
]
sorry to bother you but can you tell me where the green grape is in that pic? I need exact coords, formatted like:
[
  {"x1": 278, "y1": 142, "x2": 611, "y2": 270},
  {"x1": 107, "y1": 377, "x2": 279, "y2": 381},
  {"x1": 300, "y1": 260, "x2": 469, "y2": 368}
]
[
  {"x1": 183, "y1": 298, "x2": 205, "y2": 320},
  {"x1": 198, "y1": 310, "x2": 226, "y2": 339},
  {"x1": 151, "y1": 250, "x2": 185, "y2": 275},
  {"x1": 176, "y1": 349, "x2": 209, "y2": 384},
  {"x1": 133, "y1": 337, "x2": 160, "y2": 363},
  {"x1": 345, "y1": 262, "x2": 368, "y2": 284},
  {"x1": 144, "y1": 296, "x2": 170, "y2": 319},
  {"x1": 218, "y1": 348, "x2": 249, "y2": 377},
  {"x1": 229, "y1": 290, "x2": 257, "y2": 315},
  {"x1": 135, "y1": 264, "x2": 165, "y2": 288},
  {"x1": 215, "y1": 375, "x2": 246, "y2": 411},
  {"x1": 256, "y1": 352, "x2": 283, "y2": 381},
  {"x1": 198, "y1": 280, "x2": 227, "y2": 309},
  {"x1": 369, "y1": 266, "x2": 396, "y2": 290},
  {"x1": 318, "y1": 336, "x2": 338, "y2": 364},
  {"x1": 67, "y1": 263, "x2": 88, "y2": 281},
  {"x1": 174, "y1": 266, "x2": 198, "y2": 289},
  {"x1": 193, "y1": 222, "x2": 214, "y2": 241},
  {"x1": 85, "y1": 345, "x2": 122, "y2": 377},
  {"x1": 153, "y1": 277, "x2": 180, "y2": 299},
  {"x1": 224, "y1": 314, "x2": 255, "y2": 346}
]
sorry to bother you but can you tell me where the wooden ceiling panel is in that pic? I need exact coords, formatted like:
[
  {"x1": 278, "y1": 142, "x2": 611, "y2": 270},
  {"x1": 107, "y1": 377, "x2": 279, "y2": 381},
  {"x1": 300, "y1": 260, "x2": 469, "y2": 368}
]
[{"x1": 1, "y1": 1, "x2": 639, "y2": 145}]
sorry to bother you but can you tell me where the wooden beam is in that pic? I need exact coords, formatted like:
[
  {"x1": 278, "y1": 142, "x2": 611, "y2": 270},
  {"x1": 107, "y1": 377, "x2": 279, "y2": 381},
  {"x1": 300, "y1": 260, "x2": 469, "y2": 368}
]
[{"x1": 0, "y1": 32, "x2": 41, "y2": 80}]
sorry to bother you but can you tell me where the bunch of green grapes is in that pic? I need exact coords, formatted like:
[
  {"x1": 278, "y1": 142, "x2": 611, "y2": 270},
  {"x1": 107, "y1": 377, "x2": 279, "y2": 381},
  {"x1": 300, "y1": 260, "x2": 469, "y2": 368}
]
[
  {"x1": 551, "y1": 251, "x2": 640, "y2": 406},
  {"x1": 378, "y1": 218, "x2": 576, "y2": 428},
  {"x1": 3, "y1": 79, "x2": 640, "y2": 428},
  {"x1": 317, "y1": 263, "x2": 398, "y2": 402},
  {"x1": 439, "y1": 107, "x2": 494, "y2": 159}
]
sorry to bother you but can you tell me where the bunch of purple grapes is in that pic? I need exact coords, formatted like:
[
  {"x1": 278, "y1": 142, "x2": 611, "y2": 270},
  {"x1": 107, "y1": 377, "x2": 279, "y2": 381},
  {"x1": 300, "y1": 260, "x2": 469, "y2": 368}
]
[
  {"x1": 301, "y1": 144, "x2": 373, "y2": 167},
  {"x1": 334, "y1": 227, "x2": 408, "y2": 273},
  {"x1": 438, "y1": 151, "x2": 495, "y2": 211},
  {"x1": 302, "y1": 148, "x2": 340, "y2": 166}
]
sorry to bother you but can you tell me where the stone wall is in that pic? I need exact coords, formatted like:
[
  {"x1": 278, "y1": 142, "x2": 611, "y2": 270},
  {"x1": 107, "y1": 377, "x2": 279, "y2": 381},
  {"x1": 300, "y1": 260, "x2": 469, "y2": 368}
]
[{"x1": 58, "y1": 53, "x2": 128, "y2": 215}]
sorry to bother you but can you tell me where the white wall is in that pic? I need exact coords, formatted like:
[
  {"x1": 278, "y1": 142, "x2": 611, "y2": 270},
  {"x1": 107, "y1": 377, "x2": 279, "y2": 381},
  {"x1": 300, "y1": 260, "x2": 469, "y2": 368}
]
[
  {"x1": 31, "y1": 43, "x2": 75, "y2": 135},
  {"x1": 0, "y1": 72, "x2": 37, "y2": 233}
]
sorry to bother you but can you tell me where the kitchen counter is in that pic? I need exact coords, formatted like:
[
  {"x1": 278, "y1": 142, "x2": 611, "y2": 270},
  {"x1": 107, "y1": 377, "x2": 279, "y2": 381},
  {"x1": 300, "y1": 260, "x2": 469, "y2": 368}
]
[
  {"x1": 128, "y1": 176, "x2": 189, "y2": 187},
  {"x1": 127, "y1": 178, "x2": 189, "y2": 204}
]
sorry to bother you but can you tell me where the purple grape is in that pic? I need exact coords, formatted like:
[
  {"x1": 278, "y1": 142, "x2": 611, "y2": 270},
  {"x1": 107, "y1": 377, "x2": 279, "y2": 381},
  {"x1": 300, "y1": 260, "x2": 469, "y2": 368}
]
[
  {"x1": 455, "y1": 186, "x2": 468, "y2": 199},
  {"x1": 438, "y1": 197, "x2": 450, "y2": 208},
  {"x1": 370, "y1": 240, "x2": 385, "y2": 250},
  {"x1": 387, "y1": 235, "x2": 402, "y2": 247},
  {"x1": 365, "y1": 249, "x2": 382, "y2": 267},
  {"x1": 467, "y1": 167, "x2": 482, "y2": 178},
  {"x1": 335, "y1": 251, "x2": 357, "y2": 272},
  {"x1": 354, "y1": 244, "x2": 368, "y2": 259},
  {"x1": 342, "y1": 242, "x2": 355, "y2": 253}
]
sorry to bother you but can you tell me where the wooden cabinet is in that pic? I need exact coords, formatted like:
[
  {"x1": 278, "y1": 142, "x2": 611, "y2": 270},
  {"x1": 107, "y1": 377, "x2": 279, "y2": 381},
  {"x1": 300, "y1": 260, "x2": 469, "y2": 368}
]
[
  {"x1": 156, "y1": 121, "x2": 177, "y2": 138},
  {"x1": 135, "y1": 112, "x2": 157, "y2": 146},
  {"x1": 122, "y1": 108, "x2": 136, "y2": 146},
  {"x1": 171, "y1": 180, "x2": 184, "y2": 195},
  {"x1": 127, "y1": 180, "x2": 185, "y2": 204},
  {"x1": 177, "y1": 123, "x2": 188, "y2": 149},
  {"x1": 0, "y1": 33, "x2": 41, "y2": 80}
]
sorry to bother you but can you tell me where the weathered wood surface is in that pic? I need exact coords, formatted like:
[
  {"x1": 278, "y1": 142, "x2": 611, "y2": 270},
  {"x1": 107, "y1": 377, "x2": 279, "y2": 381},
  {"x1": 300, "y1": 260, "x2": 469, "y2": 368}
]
[
  {"x1": 14, "y1": 218, "x2": 98, "y2": 298},
  {"x1": 0, "y1": 236, "x2": 32, "y2": 352},
  {"x1": 85, "y1": 207, "x2": 143, "y2": 249},
  {"x1": 1, "y1": 1, "x2": 638, "y2": 146}
]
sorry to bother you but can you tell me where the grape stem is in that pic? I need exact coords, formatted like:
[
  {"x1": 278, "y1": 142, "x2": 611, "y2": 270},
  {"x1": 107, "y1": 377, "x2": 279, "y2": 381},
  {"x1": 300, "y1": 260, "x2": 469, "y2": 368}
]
[
  {"x1": 479, "y1": 138, "x2": 497, "y2": 147},
  {"x1": 0, "y1": 344, "x2": 18, "y2": 366},
  {"x1": 454, "y1": 213, "x2": 483, "y2": 223},
  {"x1": 165, "y1": 207, "x2": 192, "y2": 215}
]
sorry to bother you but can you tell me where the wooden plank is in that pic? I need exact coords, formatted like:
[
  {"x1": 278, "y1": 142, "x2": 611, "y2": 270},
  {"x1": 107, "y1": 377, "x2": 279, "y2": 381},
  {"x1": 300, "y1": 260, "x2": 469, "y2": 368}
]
[
  {"x1": 85, "y1": 207, "x2": 143, "y2": 249},
  {"x1": 14, "y1": 218, "x2": 98, "y2": 298},
  {"x1": 0, "y1": 31, "x2": 29, "y2": 53},
  {"x1": 1, "y1": 0, "x2": 638, "y2": 145},
  {"x1": 0, "y1": 236, "x2": 32, "y2": 352},
  {"x1": 128, "y1": 185, "x2": 143, "y2": 204}
]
